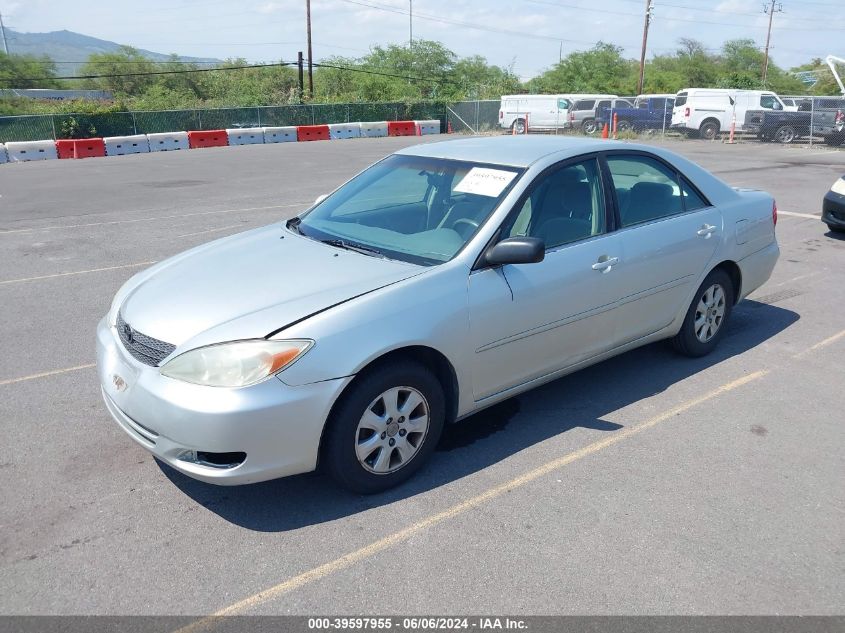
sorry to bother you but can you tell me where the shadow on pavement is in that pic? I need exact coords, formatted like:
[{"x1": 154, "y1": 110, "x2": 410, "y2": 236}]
[{"x1": 159, "y1": 299, "x2": 799, "y2": 532}]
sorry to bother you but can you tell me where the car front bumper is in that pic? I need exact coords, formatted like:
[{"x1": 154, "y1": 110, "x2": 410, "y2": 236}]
[
  {"x1": 96, "y1": 316, "x2": 352, "y2": 485},
  {"x1": 822, "y1": 190, "x2": 845, "y2": 229}
]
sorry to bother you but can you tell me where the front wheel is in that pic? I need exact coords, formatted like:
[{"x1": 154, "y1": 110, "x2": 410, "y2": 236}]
[
  {"x1": 672, "y1": 269, "x2": 734, "y2": 357},
  {"x1": 322, "y1": 360, "x2": 445, "y2": 494}
]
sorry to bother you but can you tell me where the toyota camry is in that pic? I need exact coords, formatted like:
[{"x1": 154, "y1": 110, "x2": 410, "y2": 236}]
[{"x1": 97, "y1": 136, "x2": 779, "y2": 493}]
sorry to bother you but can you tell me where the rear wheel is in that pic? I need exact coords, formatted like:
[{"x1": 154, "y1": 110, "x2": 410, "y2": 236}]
[
  {"x1": 699, "y1": 120, "x2": 720, "y2": 141},
  {"x1": 672, "y1": 269, "x2": 734, "y2": 357},
  {"x1": 774, "y1": 125, "x2": 796, "y2": 144},
  {"x1": 323, "y1": 360, "x2": 445, "y2": 494},
  {"x1": 512, "y1": 119, "x2": 526, "y2": 134},
  {"x1": 582, "y1": 118, "x2": 598, "y2": 134}
]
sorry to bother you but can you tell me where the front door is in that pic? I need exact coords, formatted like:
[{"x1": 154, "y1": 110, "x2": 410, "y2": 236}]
[{"x1": 467, "y1": 157, "x2": 623, "y2": 401}]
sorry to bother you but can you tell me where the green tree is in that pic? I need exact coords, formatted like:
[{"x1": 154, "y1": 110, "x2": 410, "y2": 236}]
[
  {"x1": 528, "y1": 43, "x2": 637, "y2": 94},
  {"x1": 80, "y1": 46, "x2": 156, "y2": 95},
  {"x1": 0, "y1": 52, "x2": 59, "y2": 89}
]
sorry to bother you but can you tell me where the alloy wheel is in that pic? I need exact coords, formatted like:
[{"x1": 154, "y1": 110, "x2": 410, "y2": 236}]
[
  {"x1": 694, "y1": 283, "x2": 726, "y2": 343},
  {"x1": 355, "y1": 386, "x2": 430, "y2": 474}
]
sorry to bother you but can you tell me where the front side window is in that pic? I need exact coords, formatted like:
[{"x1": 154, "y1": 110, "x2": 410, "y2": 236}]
[
  {"x1": 505, "y1": 159, "x2": 606, "y2": 249},
  {"x1": 298, "y1": 155, "x2": 522, "y2": 265},
  {"x1": 606, "y1": 155, "x2": 683, "y2": 227}
]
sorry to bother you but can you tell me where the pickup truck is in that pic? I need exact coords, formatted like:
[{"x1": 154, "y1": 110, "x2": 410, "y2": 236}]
[
  {"x1": 596, "y1": 95, "x2": 674, "y2": 132},
  {"x1": 744, "y1": 98, "x2": 845, "y2": 145}
]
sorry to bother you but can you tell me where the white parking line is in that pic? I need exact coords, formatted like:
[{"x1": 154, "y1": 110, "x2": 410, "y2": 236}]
[
  {"x1": 778, "y1": 210, "x2": 822, "y2": 219},
  {"x1": 0, "y1": 261, "x2": 156, "y2": 286},
  {"x1": 0, "y1": 203, "x2": 307, "y2": 235},
  {"x1": 175, "y1": 223, "x2": 244, "y2": 239},
  {"x1": 0, "y1": 364, "x2": 95, "y2": 386}
]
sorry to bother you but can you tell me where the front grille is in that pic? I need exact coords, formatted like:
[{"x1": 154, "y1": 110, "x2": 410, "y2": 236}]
[{"x1": 116, "y1": 312, "x2": 176, "y2": 367}]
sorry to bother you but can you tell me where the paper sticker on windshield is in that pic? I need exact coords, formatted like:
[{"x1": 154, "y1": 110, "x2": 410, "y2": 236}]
[{"x1": 453, "y1": 168, "x2": 517, "y2": 197}]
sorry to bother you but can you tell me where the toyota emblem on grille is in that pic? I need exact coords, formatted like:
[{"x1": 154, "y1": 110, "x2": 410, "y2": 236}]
[{"x1": 123, "y1": 322, "x2": 134, "y2": 344}]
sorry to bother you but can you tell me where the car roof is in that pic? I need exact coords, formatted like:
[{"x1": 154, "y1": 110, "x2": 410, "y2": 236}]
[{"x1": 396, "y1": 135, "x2": 633, "y2": 168}]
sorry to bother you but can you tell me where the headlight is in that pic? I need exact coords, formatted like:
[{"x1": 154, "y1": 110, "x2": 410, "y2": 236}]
[
  {"x1": 831, "y1": 178, "x2": 845, "y2": 196},
  {"x1": 160, "y1": 339, "x2": 313, "y2": 387}
]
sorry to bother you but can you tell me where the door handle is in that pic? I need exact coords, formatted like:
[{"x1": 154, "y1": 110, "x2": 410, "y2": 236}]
[
  {"x1": 592, "y1": 256, "x2": 619, "y2": 273},
  {"x1": 697, "y1": 224, "x2": 717, "y2": 237}
]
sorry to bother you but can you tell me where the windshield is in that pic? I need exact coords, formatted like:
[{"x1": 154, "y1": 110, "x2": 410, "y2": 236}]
[{"x1": 296, "y1": 154, "x2": 523, "y2": 265}]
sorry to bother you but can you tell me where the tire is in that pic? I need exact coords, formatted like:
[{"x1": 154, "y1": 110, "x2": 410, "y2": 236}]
[
  {"x1": 512, "y1": 119, "x2": 526, "y2": 135},
  {"x1": 774, "y1": 125, "x2": 796, "y2": 144},
  {"x1": 827, "y1": 223, "x2": 845, "y2": 233},
  {"x1": 322, "y1": 360, "x2": 445, "y2": 494},
  {"x1": 699, "y1": 120, "x2": 720, "y2": 141},
  {"x1": 672, "y1": 269, "x2": 734, "y2": 358},
  {"x1": 824, "y1": 135, "x2": 844, "y2": 147},
  {"x1": 617, "y1": 119, "x2": 632, "y2": 132},
  {"x1": 684, "y1": 129, "x2": 700, "y2": 139},
  {"x1": 582, "y1": 118, "x2": 597, "y2": 134}
]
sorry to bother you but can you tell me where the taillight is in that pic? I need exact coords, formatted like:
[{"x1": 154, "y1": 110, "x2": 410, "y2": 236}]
[
  {"x1": 499, "y1": 110, "x2": 503, "y2": 120},
  {"x1": 569, "y1": 112, "x2": 575, "y2": 122},
  {"x1": 685, "y1": 107, "x2": 690, "y2": 118},
  {"x1": 772, "y1": 200, "x2": 778, "y2": 227},
  {"x1": 835, "y1": 110, "x2": 844, "y2": 125}
]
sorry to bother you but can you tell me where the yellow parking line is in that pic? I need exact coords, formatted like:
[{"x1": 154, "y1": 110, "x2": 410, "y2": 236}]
[
  {"x1": 0, "y1": 363, "x2": 95, "y2": 386},
  {"x1": 175, "y1": 369, "x2": 768, "y2": 629},
  {"x1": 794, "y1": 327, "x2": 845, "y2": 358},
  {"x1": 0, "y1": 261, "x2": 156, "y2": 286}
]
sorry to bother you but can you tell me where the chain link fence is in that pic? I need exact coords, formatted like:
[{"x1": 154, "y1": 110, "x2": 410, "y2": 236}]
[
  {"x1": 1, "y1": 97, "x2": 842, "y2": 148},
  {"x1": 0, "y1": 102, "x2": 450, "y2": 143}
]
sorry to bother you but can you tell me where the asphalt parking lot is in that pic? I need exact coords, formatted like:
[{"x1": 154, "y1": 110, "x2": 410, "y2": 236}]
[{"x1": 1, "y1": 136, "x2": 843, "y2": 616}]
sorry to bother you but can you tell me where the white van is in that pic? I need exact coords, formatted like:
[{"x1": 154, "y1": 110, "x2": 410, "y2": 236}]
[
  {"x1": 671, "y1": 89, "x2": 787, "y2": 139},
  {"x1": 499, "y1": 94, "x2": 616, "y2": 132}
]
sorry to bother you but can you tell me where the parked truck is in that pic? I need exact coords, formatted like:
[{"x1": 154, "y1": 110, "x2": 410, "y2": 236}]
[
  {"x1": 595, "y1": 94, "x2": 675, "y2": 132},
  {"x1": 744, "y1": 97, "x2": 845, "y2": 145}
]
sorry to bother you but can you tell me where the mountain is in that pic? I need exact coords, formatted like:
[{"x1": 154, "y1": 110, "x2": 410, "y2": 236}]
[{"x1": 4, "y1": 29, "x2": 221, "y2": 76}]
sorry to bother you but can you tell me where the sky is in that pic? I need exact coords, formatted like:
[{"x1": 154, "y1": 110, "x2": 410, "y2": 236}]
[{"x1": 1, "y1": 0, "x2": 843, "y2": 80}]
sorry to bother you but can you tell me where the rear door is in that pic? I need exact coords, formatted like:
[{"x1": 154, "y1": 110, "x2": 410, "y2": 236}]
[{"x1": 604, "y1": 152, "x2": 722, "y2": 345}]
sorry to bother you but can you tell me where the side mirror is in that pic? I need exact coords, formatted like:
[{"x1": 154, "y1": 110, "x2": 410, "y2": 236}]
[
  {"x1": 314, "y1": 194, "x2": 328, "y2": 205},
  {"x1": 485, "y1": 237, "x2": 545, "y2": 266}
]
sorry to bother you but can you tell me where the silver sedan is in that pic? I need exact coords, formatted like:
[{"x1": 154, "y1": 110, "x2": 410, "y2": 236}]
[{"x1": 97, "y1": 136, "x2": 779, "y2": 493}]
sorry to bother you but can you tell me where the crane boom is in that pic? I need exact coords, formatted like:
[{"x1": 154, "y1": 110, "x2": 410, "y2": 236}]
[{"x1": 826, "y1": 55, "x2": 845, "y2": 96}]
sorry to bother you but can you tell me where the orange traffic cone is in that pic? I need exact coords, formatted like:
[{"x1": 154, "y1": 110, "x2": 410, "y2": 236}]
[
  {"x1": 447, "y1": 120, "x2": 453, "y2": 134},
  {"x1": 601, "y1": 123, "x2": 609, "y2": 139}
]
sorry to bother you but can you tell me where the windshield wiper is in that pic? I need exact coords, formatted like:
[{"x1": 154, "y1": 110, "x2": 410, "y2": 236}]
[{"x1": 320, "y1": 239, "x2": 386, "y2": 258}]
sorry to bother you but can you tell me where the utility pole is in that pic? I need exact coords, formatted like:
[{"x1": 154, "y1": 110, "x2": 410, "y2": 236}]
[
  {"x1": 0, "y1": 11, "x2": 9, "y2": 55},
  {"x1": 297, "y1": 51, "x2": 305, "y2": 104},
  {"x1": 305, "y1": 0, "x2": 313, "y2": 98},
  {"x1": 409, "y1": 0, "x2": 413, "y2": 46},
  {"x1": 762, "y1": 1, "x2": 782, "y2": 84},
  {"x1": 636, "y1": 0, "x2": 653, "y2": 96}
]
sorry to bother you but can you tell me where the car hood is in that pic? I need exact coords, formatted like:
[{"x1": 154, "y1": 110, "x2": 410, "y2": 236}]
[{"x1": 119, "y1": 225, "x2": 422, "y2": 349}]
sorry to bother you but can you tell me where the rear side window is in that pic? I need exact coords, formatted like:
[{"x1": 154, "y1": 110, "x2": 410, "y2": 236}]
[
  {"x1": 675, "y1": 93, "x2": 688, "y2": 107},
  {"x1": 574, "y1": 100, "x2": 596, "y2": 110},
  {"x1": 680, "y1": 178, "x2": 709, "y2": 211},
  {"x1": 597, "y1": 100, "x2": 611, "y2": 109},
  {"x1": 606, "y1": 155, "x2": 683, "y2": 227}
]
